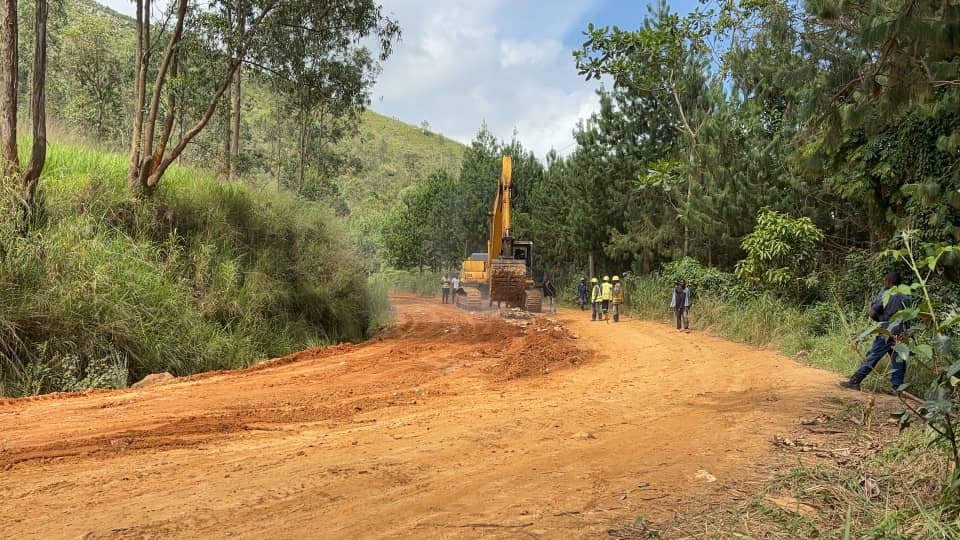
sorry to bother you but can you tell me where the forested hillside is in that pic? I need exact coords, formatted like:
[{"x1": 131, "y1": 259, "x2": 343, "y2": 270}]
[
  {"x1": 0, "y1": 0, "x2": 445, "y2": 395},
  {"x1": 41, "y1": 0, "x2": 463, "y2": 271}
]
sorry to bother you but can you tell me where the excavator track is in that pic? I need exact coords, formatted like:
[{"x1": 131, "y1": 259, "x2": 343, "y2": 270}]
[
  {"x1": 489, "y1": 258, "x2": 527, "y2": 305},
  {"x1": 458, "y1": 287, "x2": 483, "y2": 311},
  {"x1": 523, "y1": 289, "x2": 542, "y2": 313}
]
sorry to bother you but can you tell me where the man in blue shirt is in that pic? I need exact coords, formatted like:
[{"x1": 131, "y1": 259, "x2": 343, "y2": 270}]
[{"x1": 840, "y1": 272, "x2": 910, "y2": 391}]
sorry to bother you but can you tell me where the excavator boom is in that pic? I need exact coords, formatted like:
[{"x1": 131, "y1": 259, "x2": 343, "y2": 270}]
[{"x1": 457, "y1": 156, "x2": 540, "y2": 312}]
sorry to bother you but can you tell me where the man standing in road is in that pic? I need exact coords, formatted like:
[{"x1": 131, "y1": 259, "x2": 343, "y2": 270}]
[
  {"x1": 840, "y1": 272, "x2": 910, "y2": 391},
  {"x1": 543, "y1": 277, "x2": 557, "y2": 314},
  {"x1": 600, "y1": 275, "x2": 613, "y2": 321},
  {"x1": 611, "y1": 275, "x2": 624, "y2": 322},
  {"x1": 670, "y1": 279, "x2": 691, "y2": 331},
  {"x1": 590, "y1": 278, "x2": 602, "y2": 321},
  {"x1": 441, "y1": 276, "x2": 450, "y2": 304},
  {"x1": 451, "y1": 275, "x2": 460, "y2": 306},
  {"x1": 577, "y1": 278, "x2": 588, "y2": 310}
]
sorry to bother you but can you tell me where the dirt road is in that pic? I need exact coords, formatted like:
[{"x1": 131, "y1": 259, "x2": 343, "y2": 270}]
[{"x1": 0, "y1": 296, "x2": 853, "y2": 538}]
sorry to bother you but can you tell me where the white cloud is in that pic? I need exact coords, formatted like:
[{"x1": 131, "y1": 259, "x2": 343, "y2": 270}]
[
  {"x1": 499, "y1": 39, "x2": 563, "y2": 68},
  {"x1": 373, "y1": 0, "x2": 604, "y2": 158},
  {"x1": 97, "y1": 0, "x2": 604, "y2": 158}
]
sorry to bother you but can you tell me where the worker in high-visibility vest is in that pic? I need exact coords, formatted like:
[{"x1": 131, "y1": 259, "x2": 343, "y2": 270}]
[
  {"x1": 600, "y1": 275, "x2": 613, "y2": 320},
  {"x1": 611, "y1": 275, "x2": 624, "y2": 322},
  {"x1": 590, "y1": 277, "x2": 602, "y2": 321}
]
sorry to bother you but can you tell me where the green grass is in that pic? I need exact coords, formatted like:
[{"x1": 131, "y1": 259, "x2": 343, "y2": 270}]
[
  {"x1": 688, "y1": 426, "x2": 959, "y2": 538},
  {"x1": 0, "y1": 141, "x2": 380, "y2": 397}
]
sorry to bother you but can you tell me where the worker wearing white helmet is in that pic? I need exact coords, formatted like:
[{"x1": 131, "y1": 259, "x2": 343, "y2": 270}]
[
  {"x1": 611, "y1": 275, "x2": 624, "y2": 322},
  {"x1": 600, "y1": 275, "x2": 613, "y2": 320}
]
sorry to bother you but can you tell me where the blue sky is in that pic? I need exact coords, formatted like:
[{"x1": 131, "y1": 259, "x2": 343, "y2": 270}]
[{"x1": 98, "y1": 0, "x2": 701, "y2": 157}]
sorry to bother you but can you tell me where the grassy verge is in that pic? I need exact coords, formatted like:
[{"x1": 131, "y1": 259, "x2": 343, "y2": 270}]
[
  {"x1": 617, "y1": 271, "x2": 958, "y2": 536},
  {"x1": 0, "y1": 141, "x2": 380, "y2": 397}
]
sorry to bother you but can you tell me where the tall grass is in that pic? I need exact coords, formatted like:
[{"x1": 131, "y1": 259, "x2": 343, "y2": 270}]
[
  {"x1": 0, "y1": 141, "x2": 378, "y2": 396},
  {"x1": 372, "y1": 268, "x2": 442, "y2": 297}
]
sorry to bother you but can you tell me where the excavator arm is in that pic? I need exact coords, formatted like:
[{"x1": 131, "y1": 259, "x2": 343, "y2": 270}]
[
  {"x1": 487, "y1": 155, "x2": 512, "y2": 262},
  {"x1": 458, "y1": 155, "x2": 540, "y2": 312}
]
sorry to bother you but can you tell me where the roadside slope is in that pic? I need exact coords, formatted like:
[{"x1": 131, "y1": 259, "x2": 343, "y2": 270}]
[{"x1": 0, "y1": 298, "x2": 866, "y2": 538}]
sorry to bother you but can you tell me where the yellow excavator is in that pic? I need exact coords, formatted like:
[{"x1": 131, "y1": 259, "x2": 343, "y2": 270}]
[{"x1": 457, "y1": 156, "x2": 541, "y2": 313}]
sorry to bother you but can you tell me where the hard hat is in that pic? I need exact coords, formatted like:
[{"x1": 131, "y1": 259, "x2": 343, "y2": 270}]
[
  {"x1": 603, "y1": 275, "x2": 610, "y2": 282},
  {"x1": 591, "y1": 277, "x2": 598, "y2": 283},
  {"x1": 580, "y1": 278, "x2": 585, "y2": 282},
  {"x1": 612, "y1": 275, "x2": 620, "y2": 282}
]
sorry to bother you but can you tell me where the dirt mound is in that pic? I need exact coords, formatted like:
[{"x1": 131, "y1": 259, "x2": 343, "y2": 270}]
[
  {"x1": 131, "y1": 372, "x2": 175, "y2": 389},
  {"x1": 485, "y1": 320, "x2": 587, "y2": 380}
]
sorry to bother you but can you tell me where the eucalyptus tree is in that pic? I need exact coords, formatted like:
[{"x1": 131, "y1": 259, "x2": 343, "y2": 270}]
[
  {"x1": 0, "y1": 0, "x2": 48, "y2": 226},
  {"x1": 126, "y1": 0, "x2": 399, "y2": 195}
]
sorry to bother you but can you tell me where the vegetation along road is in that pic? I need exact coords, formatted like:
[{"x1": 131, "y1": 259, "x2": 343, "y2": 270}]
[{"x1": 0, "y1": 295, "x2": 875, "y2": 538}]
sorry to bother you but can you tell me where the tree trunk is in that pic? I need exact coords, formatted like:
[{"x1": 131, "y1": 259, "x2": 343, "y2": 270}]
[
  {"x1": 21, "y1": 0, "x2": 46, "y2": 228},
  {"x1": 0, "y1": 0, "x2": 19, "y2": 178},
  {"x1": 223, "y1": 101, "x2": 232, "y2": 176},
  {"x1": 228, "y1": 0, "x2": 243, "y2": 181},
  {"x1": 229, "y1": 67, "x2": 241, "y2": 180},
  {"x1": 127, "y1": 0, "x2": 149, "y2": 188},
  {"x1": 136, "y1": 0, "x2": 187, "y2": 191},
  {"x1": 297, "y1": 108, "x2": 307, "y2": 194},
  {"x1": 274, "y1": 92, "x2": 281, "y2": 192}
]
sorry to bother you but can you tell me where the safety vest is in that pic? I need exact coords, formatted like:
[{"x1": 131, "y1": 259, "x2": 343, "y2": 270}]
[
  {"x1": 600, "y1": 282, "x2": 612, "y2": 301},
  {"x1": 441, "y1": 280, "x2": 450, "y2": 289},
  {"x1": 611, "y1": 283, "x2": 623, "y2": 303},
  {"x1": 591, "y1": 284, "x2": 601, "y2": 303}
]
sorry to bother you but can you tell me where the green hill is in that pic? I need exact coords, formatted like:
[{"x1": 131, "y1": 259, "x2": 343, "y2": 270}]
[{"x1": 338, "y1": 111, "x2": 465, "y2": 213}]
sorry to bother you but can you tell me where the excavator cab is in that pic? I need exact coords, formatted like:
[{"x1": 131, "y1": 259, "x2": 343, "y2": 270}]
[{"x1": 511, "y1": 241, "x2": 533, "y2": 271}]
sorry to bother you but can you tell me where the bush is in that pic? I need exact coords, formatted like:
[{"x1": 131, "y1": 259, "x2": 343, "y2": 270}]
[
  {"x1": 371, "y1": 268, "x2": 442, "y2": 297},
  {"x1": 0, "y1": 142, "x2": 379, "y2": 396}
]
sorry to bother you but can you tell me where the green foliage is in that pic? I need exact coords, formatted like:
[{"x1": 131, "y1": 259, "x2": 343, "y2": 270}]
[
  {"x1": 370, "y1": 268, "x2": 442, "y2": 297},
  {"x1": 736, "y1": 208, "x2": 824, "y2": 296},
  {"x1": 381, "y1": 126, "x2": 542, "y2": 274},
  {"x1": 661, "y1": 256, "x2": 737, "y2": 293},
  {"x1": 875, "y1": 232, "x2": 960, "y2": 497},
  {"x1": 381, "y1": 171, "x2": 459, "y2": 271},
  {"x1": 0, "y1": 142, "x2": 378, "y2": 397}
]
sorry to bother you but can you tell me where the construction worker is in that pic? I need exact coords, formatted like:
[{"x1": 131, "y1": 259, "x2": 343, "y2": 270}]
[
  {"x1": 840, "y1": 271, "x2": 910, "y2": 391},
  {"x1": 600, "y1": 275, "x2": 613, "y2": 320},
  {"x1": 590, "y1": 278, "x2": 601, "y2": 321},
  {"x1": 451, "y1": 275, "x2": 460, "y2": 305},
  {"x1": 576, "y1": 278, "x2": 588, "y2": 310},
  {"x1": 611, "y1": 275, "x2": 624, "y2": 322},
  {"x1": 441, "y1": 275, "x2": 450, "y2": 304},
  {"x1": 542, "y1": 278, "x2": 557, "y2": 314}
]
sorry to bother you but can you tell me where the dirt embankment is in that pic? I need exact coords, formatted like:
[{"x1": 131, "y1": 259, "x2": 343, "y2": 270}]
[{"x1": 0, "y1": 295, "x2": 870, "y2": 539}]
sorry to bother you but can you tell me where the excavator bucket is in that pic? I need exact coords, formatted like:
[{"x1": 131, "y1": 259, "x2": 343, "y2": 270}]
[{"x1": 489, "y1": 258, "x2": 527, "y2": 304}]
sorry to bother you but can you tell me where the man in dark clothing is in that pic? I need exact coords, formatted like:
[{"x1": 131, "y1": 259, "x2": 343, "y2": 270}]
[
  {"x1": 840, "y1": 272, "x2": 910, "y2": 391},
  {"x1": 543, "y1": 278, "x2": 557, "y2": 314},
  {"x1": 670, "y1": 279, "x2": 691, "y2": 331},
  {"x1": 576, "y1": 278, "x2": 588, "y2": 310}
]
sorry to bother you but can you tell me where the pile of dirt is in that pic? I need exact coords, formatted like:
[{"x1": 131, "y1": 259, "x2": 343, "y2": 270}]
[{"x1": 485, "y1": 321, "x2": 587, "y2": 380}]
